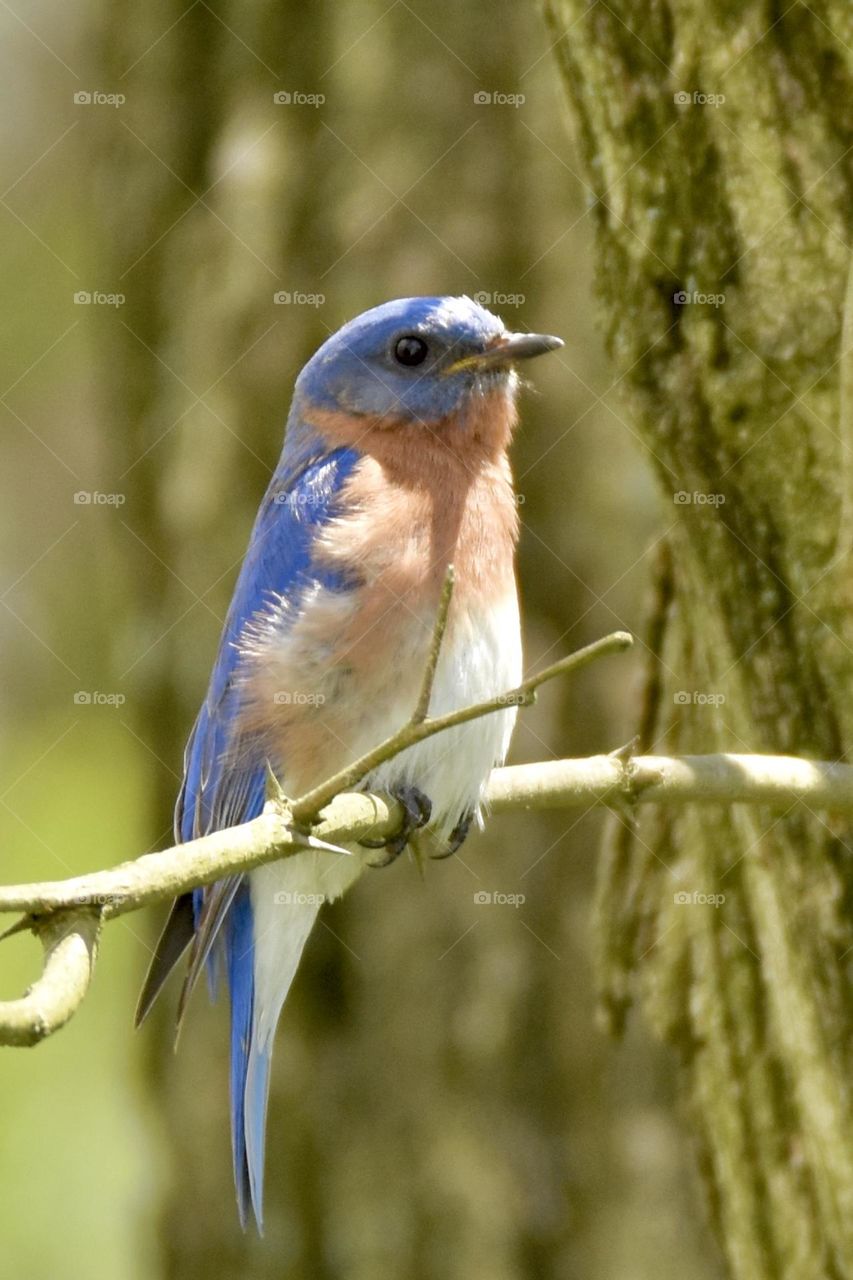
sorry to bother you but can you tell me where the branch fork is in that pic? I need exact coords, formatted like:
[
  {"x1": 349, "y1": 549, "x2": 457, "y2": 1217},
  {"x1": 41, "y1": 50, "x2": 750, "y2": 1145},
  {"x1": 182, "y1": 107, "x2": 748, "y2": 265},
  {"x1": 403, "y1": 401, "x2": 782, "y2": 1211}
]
[{"x1": 0, "y1": 569, "x2": 633, "y2": 1047}]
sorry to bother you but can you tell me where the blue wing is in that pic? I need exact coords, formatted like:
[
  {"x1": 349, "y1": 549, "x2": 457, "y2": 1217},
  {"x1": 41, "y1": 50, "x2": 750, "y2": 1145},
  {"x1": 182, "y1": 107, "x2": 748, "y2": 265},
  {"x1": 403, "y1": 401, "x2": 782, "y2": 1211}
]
[
  {"x1": 136, "y1": 422, "x2": 361, "y2": 1228},
  {"x1": 179, "y1": 431, "x2": 361, "y2": 845}
]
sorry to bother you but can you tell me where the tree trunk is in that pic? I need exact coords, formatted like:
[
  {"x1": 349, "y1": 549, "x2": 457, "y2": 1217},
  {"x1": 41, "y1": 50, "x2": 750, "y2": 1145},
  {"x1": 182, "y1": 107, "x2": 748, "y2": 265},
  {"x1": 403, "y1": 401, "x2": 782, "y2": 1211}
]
[{"x1": 544, "y1": 2, "x2": 853, "y2": 1276}]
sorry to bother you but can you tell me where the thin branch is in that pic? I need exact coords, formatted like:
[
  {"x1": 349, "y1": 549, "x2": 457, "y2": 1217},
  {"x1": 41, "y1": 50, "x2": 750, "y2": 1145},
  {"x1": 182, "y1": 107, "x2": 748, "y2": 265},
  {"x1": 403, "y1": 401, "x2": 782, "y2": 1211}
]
[
  {"x1": 0, "y1": 814, "x2": 349, "y2": 921},
  {"x1": 484, "y1": 752, "x2": 853, "y2": 813},
  {"x1": 412, "y1": 564, "x2": 455, "y2": 724},
  {"x1": 290, "y1": 629, "x2": 633, "y2": 822}
]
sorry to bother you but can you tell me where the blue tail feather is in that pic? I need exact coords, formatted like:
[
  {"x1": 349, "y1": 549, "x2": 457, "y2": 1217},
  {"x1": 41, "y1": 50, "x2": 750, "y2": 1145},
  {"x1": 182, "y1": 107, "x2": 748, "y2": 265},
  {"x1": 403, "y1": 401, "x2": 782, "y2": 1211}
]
[{"x1": 225, "y1": 884, "x2": 256, "y2": 1229}]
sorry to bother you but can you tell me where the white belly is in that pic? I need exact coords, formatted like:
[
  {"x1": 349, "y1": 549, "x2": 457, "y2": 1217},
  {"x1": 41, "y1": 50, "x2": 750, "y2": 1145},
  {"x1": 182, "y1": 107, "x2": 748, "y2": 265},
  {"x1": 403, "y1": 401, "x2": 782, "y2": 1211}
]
[{"x1": 368, "y1": 588, "x2": 522, "y2": 838}]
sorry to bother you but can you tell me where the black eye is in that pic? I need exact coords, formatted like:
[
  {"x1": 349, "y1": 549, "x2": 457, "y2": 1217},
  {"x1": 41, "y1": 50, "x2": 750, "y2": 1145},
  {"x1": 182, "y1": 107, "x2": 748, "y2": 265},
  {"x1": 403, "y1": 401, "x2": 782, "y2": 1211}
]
[{"x1": 394, "y1": 335, "x2": 429, "y2": 367}]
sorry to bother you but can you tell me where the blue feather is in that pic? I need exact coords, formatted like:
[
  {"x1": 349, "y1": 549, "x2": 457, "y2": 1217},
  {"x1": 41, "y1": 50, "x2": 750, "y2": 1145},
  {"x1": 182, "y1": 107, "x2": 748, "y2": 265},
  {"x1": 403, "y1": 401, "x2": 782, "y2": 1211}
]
[
  {"x1": 169, "y1": 425, "x2": 362, "y2": 1229},
  {"x1": 176, "y1": 432, "x2": 360, "y2": 844},
  {"x1": 225, "y1": 883, "x2": 255, "y2": 1228}
]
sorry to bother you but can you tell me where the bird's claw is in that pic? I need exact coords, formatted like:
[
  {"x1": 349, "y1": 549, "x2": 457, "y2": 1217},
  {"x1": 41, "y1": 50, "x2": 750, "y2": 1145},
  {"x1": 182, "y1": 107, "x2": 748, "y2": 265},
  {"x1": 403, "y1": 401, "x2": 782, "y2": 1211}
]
[
  {"x1": 429, "y1": 809, "x2": 474, "y2": 860},
  {"x1": 362, "y1": 785, "x2": 432, "y2": 867}
]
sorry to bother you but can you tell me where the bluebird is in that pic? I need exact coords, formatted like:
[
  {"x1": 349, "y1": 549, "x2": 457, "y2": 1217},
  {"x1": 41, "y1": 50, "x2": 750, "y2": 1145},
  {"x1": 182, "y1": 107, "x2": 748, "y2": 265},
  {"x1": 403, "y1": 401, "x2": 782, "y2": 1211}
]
[{"x1": 136, "y1": 295, "x2": 562, "y2": 1229}]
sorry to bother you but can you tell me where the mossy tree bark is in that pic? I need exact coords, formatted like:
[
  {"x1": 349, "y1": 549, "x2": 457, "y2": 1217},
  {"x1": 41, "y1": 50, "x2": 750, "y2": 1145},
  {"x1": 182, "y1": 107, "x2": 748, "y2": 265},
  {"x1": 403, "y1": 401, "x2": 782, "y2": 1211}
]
[{"x1": 544, "y1": 3, "x2": 853, "y2": 1277}]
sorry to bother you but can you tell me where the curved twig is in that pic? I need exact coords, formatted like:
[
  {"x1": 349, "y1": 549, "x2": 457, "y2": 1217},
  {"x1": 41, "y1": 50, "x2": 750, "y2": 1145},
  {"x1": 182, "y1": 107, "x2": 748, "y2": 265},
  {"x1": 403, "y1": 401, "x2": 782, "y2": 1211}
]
[
  {"x1": 412, "y1": 564, "x2": 456, "y2": 724},
  {"x1": 0, "y1": 909, "x2": 101, "y2": 1047},
  {"x1": 290, "y1": 629, "x2": 634, "y2": 821}
]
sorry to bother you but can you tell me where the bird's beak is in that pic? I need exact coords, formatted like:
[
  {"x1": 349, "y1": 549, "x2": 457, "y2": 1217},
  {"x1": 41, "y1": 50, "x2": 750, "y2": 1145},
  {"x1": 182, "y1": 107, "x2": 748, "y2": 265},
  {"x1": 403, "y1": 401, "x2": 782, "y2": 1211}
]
[{"x1": 446, "y1": 331, "x2": 564, "y2": 373}]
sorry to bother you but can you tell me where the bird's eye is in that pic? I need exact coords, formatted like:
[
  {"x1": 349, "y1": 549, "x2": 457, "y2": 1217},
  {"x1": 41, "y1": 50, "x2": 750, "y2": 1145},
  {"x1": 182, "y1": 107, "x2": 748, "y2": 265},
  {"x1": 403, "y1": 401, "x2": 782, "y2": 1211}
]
[{"x1": 394, "y1": 335, "x2": 429, "y2": 367}]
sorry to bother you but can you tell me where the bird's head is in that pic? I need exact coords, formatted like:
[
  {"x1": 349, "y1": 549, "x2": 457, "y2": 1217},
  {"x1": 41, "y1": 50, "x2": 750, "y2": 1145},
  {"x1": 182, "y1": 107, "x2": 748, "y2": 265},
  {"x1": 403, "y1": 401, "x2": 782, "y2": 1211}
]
[{"x1": 294, "y1": 296, "x2": 563, "y2": 432}]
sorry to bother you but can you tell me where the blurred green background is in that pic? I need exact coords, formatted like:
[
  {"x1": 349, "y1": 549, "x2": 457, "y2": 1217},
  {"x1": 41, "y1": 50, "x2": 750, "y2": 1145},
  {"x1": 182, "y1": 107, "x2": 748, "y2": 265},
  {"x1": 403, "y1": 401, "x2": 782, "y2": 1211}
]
[{"x1": 0, "y1": 2, "x2": 723, "y2": 1277}]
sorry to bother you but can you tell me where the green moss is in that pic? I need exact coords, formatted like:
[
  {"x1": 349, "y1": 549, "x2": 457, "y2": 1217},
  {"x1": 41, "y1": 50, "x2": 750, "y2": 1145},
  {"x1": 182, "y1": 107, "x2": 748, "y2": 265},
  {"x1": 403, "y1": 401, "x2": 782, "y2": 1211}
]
[{"x1": 546, "y1": 0, "x2": 853, "y2": 1275}]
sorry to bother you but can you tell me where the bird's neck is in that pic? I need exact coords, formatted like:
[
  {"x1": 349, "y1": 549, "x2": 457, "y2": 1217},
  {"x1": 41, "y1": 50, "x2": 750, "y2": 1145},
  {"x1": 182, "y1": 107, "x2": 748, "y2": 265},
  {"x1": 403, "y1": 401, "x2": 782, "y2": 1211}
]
[{"x1": 298, "y1": 380, "x2": 518, "y2": 472}]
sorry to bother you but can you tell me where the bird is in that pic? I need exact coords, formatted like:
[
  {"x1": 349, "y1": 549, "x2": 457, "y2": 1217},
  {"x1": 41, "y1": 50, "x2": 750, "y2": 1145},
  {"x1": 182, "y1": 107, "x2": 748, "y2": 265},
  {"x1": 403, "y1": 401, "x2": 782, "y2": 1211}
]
[{"x1": 135, "y1": 295, "x2": 563, "y2": 1230}]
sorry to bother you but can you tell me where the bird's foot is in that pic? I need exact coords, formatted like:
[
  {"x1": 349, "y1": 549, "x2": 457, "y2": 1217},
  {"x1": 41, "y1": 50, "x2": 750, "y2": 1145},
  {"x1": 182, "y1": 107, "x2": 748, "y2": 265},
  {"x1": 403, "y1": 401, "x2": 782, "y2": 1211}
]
[
  {"x1": 362, "y1": 784, "x2": 432, "y2": 868},
  {"x1": 430, "y1": 809, "x2": 475, "y2": 860}
]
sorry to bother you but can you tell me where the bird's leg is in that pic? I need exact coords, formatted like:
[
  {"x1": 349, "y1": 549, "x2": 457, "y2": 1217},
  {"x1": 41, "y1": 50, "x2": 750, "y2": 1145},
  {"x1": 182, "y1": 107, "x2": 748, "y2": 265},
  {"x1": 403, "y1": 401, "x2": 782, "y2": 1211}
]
[
  {"x1": 362, "y1": 784, "x2": 432, "y2": 867},
  {"x1": 429, "y1": 808, "x2": 475, "y2": 860}
]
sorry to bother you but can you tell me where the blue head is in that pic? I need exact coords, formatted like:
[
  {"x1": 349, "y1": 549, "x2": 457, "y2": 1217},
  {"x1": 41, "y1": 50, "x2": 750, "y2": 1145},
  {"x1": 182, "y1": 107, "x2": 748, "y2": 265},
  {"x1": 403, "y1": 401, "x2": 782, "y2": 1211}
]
[{"x1": 294, "y1": 296, "x2": 562, "y2": 425}]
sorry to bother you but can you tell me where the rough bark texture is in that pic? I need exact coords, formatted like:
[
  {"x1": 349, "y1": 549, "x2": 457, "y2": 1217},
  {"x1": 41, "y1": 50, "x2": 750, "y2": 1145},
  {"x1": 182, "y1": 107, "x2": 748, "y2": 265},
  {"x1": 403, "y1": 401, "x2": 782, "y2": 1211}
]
[{"x1": 544, "y1": 2, "x2": 853, "y2": 1277}]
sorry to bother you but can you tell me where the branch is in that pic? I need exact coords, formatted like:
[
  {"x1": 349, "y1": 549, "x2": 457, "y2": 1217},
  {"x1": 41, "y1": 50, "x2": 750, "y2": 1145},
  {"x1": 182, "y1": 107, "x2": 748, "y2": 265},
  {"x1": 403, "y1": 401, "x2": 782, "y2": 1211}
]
[
  {"x1": 0, "y1": 626, "x2": 632, "y2": 1047},
  {"x1": 13, "y1": 632, "x2": 853, "y2": 1049},
  {"x1": 3, "y1": 751, "x2": 853, "y2": 924},
  {"x1": 290, "y1": 628, "x2": 633, "y2": 821},
  {"x1": 2, "y1": 748, "x2": 853, "y2": 1045},
  {"x1": 484, "y1": 752, "x2": 853, "y2": 813},
  {"x1": 0, "y1": 812, "x2": 351, "y2": 922},
  {"x1": 0, "y1": 909, "x2": 100, "y2": 1046},
  {"x1": 412, "y1": 563, "x2": 455, "y2": 724},
  {"x1": 4, "y1": 747, "x2": 850, "y2": 921}
]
